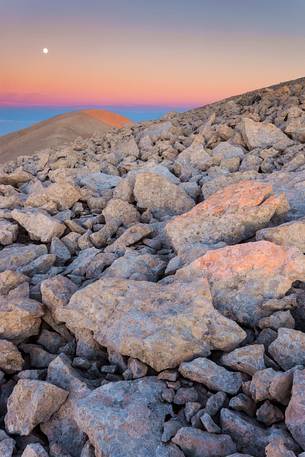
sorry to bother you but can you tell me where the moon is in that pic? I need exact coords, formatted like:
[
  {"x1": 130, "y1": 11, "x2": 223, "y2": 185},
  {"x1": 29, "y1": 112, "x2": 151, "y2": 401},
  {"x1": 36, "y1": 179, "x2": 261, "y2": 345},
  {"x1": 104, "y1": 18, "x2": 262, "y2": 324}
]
[{"x1": 42, "y1": 48, "x2": 49, "y2": 55}]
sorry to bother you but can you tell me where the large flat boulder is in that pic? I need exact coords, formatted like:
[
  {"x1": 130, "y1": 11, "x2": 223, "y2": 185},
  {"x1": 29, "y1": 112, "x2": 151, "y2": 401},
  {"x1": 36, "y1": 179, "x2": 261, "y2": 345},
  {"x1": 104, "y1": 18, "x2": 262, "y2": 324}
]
[
  {"x1": 74, "y1": 377, "x2": 172, "y2": 457},
  {"x1": 241, "y1": 118, "x2": 292, "y2": 150},
  {"x1": 11, "y1": 209, "x2": 65, "y2": 243},
  {"x1": 176, "y1": 240, "x2": 305, "y2": 325},
  {"x1": 59, "y1": 277, "x2": 245, "y2": 371},
  {"x1": 166, "y1": 180, "x2": 288, "y2": 253}
]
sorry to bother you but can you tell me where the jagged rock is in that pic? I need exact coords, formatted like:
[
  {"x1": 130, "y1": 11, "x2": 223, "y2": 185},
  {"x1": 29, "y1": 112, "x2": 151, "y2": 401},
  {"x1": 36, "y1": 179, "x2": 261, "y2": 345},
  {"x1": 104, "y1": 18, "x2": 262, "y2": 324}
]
[
  {"x1": 179, "y1": 357, "x2": 242, "y2": 394},
  {"x1": 172, "y1": 427, "x2": 236, "y2": 457},
  {"x1": 0, "y1": 340, "x2": 23, "y2": 373},
  {"x1": 265, "y1": 438, "x2": 297, "y2": 457},
  {"x1": 41, "y1": 354, "x2": 90, "y2": 457},
  {"x1": 41, "y1": 275, "x2": 78, "y2": 322},
  {"x1": 166, "y1": 180, "x2": 288, "y2": 253},
  {"x1": 5, "y1": 379, "x2": 68, "y2": 435},
  {"x1": 285, "y1": 369, "x2": 305, "y2": 449},
  {"x1": 103, "y1": 198, "x2": 140, "y2": 226},
  {"x1": 0, "y1": 244, "x2": 47, "y2": 272},
  {"x1": 256, "y1": 400, "x2": 284, "y2": 426},
  {"x1": 220, "y1": 344, "x2": 266, "y2": 375},
  {"x1": 256, "y1": 220, "x2": 305, "y2": 252},
  {"x1": 26, "y1": 181, "x2": 81, "y2": 210},
  {"x1": 269, "y1": 328, "x2": 305, "y2": 370},
  {"x1": 74, "y1": 378, "x2": 172, "y2": 457},
  {"x1": 220, "y1": 408, "x2": 298, "y2": 457},
  {"x1": 102, "y1": 251, "x2": 165, "y2": 281},
  {"x1": 177, "y1": 240, "x2": 305, "y2": 325},
  {"x1": 104, "y1": 223, "x2": 152, "y2": 253},
  {"x1": 0, "y1": 220, "x2": 18, "y2": 245},
  {"x1": 21, "y1": 443, "x2": 49, "y2": 457},
  {"x1": 11, "y1": 209, "x2": 65, "y2": 242},
  {"x1": 241, "y1": 118, "x2": 292, "y2": 150},
  {"x1": 59, "y1": 277, "x2": 245, "y2": 371},
  {"x1": 77, "y1": 172, "x2": 121, "y2": 194},
  {"x1": 134, "y1": 172, "x2": 194, "y2": 215}
]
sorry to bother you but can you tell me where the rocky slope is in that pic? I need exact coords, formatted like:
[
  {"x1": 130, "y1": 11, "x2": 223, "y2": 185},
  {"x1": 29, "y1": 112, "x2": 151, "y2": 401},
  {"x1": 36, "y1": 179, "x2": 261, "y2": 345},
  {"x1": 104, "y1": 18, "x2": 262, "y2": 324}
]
[
  {"x1": 1, "y1": 77, "x2": 305, "y2": 456},
  {"x1": 0, "y1": 109, "x2": 132, "y2": 163}
]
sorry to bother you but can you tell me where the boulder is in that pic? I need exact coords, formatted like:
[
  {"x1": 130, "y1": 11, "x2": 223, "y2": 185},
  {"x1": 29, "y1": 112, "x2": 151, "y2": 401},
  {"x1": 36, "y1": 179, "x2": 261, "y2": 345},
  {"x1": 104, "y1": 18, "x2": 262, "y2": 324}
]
[
  {"x1": 74, "y1": 377, "x2": 172, "y2": 457},
  {"x1": 166, "y1": 181, "x2": 288, "y2": 253},
  {"x1": 0, "y1": 244, "x2": 47, "y2": 272},
  {"x1": 256, "y1": 219, "x2": 305, "y2": 252},
  {"x1": 21, "y1": 443, "x2": 49, "y2": 457},
  {"x1": 5, "y1": 379, "x2": 68, "y2": 435},
  {"x1": 11, "y1": 209, "x2": 65, "y2": 243},
  {"x1": 77, "y1": 172, "x2": 121, "y2": 195},
  {"x1": 26, "y1": 181, "x2": 81, "y2": 210},
  {"x1": 241, "y1": 118, "x2": 292, "y2": 150},
  {"x1": 176, "y1": 240, "x2": 305, "y2": 326},
  {"x1": 134, "y1": 172, "x2": 194, "y2": 215},
  {"x1": 59, "y1": 277, "x2": 245, "y2": 371}
]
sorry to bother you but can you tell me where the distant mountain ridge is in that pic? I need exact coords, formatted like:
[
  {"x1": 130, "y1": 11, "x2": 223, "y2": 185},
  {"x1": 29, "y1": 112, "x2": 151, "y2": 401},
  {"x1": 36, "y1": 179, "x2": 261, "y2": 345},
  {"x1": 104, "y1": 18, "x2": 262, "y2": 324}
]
[{"x1": 0, "y1": 109, "x2": 132, "y2": 163}]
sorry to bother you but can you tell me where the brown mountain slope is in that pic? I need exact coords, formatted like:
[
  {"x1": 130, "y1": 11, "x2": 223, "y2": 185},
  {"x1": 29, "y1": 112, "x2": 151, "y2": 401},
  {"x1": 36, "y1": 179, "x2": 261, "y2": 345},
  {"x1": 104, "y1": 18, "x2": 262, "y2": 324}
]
[{"x1": 0, "y1": 109, "x2": 132, "y2": 163}]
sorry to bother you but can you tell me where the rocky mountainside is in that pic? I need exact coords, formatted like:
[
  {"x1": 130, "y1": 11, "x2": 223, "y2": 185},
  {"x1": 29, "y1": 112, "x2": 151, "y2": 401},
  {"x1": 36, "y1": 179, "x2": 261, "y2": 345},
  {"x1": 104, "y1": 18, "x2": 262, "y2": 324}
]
[
  {"x1": 0, "y1": 109, "x2": 132, "y2": 163},
  {"x1": 1, "y1": 77, "x2": 305, "y2": 456}
]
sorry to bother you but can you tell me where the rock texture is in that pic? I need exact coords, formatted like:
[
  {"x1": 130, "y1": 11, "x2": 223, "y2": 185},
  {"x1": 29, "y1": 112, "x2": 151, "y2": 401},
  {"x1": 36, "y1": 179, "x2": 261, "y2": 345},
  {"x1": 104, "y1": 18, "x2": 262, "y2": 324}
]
[{"x1": 2, "y1": 78, "x2": 305, "y2": 456}]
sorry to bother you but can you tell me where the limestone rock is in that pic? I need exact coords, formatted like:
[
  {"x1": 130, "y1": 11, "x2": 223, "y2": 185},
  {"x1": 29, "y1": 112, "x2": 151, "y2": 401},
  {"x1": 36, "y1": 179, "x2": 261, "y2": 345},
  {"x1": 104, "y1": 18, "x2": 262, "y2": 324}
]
[
  {"x1": 269, "y1": 328, "x2": 305, "y2": 370},
  {"x1": 220, "y1": 408, "x2": 298, "y2": 457},
  {"x1": 256, "y1": 219, "x2": 305, "y2": 252},
  {"x1": 241, "y1": 118, "x2": 292, "y2": 150},
  {"x1": 285, "y1": 369, "x2": 305, "y2": 449},
  {"x1": 26, "y1": 181, "x2": 81, "y2": 210},
  {"x1": 172, "y1": 427, "x2": 236, "y2": 457},
  {"x1": 21, "y1": 443, "x2": 49, "y2": 457},
  {"x1": 0, "y1": 340, "x2": 23, "y2": 373},
  {"x1": 220, "y1": 344, "x2": 266, "y2": 376},
  {"x1": 12, "y1": 209, "x2": 65, "y2": 243},
  {"x1": 77, "y1": 172, "x2": 121, "y2": 195},
  {"x1": 177, "y1": 240, "x2": 305, "y2": 326},
  {"x1": 74, "y1": 377, "x2": 172, "y2": 457},
  {"x1": 166, "y1": 181, "x2": 288, "y2": 253},
  {"x1": 102, "y1": 198, "x2": 140, "y2": 226},
  {"x1": 134, "y1": 172, "x2": 194, "y2": 215},
  {"x1": 5, "y1": 379, "x2": 68, "y2": 435},
  {"x1": 0, "y1": 244, "x2": 47, "y2": 272},
  {"x1": 179, "y1": 358, "x2": 242, "y2": 394},
  {"x1": 60, "y1": 277, "x2": 245, "y2": 371},
  {"x1": 0, "y1": 220, "x2": 18, "y2": 245}
]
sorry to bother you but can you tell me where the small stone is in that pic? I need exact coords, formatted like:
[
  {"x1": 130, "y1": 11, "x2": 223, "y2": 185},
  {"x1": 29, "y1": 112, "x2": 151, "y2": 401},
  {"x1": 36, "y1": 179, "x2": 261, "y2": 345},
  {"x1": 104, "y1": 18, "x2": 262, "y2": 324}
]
[
  {"x1": 184, "y1": 402, "x2": 202, "y2": 422},
  {"x1": 229, "y1": 393, "x2": 256, "y2": 417},
  {"x1": 205, "y1": 391, "x2": 227, "y2": 416},
  {"x1": 269, "y1": 328, "x2": 305, "y2": 370},
  {"x1": 174, "y1": 387, "x2": 198, "y2": 405},
  {"x1": 256, "y1": 400, "x2": 284, "y2": 425},
  {"x1": 162, "y1": 418, "x2": 183, "y2": 442},
  {"x1": 265, "y1": 438, "x2": 297, "y2": 457},
  {"x1": 0, "y1": 220, "x2": 18, "y2": 245},
  {"x1": 200, "y1": 413, "x2": 221, "y2": 433},
  {"x1": 172, "y1": 427, "x2": 236, "y2": 457},
  {"x1": 0, "y1": 340, "x2": 23, "y2": 373},
  {"x1": 285, "y1": 369, "x2": 305, "y2": 449},
  {"x1": 179, "y1": 358, "x2": 242, "y2": 395},
  {"x1": 5, "y1": 379, "x2": 68, "y2": 435},
  {"x1": 21, "y1": 443, "x2": 49, "y2": 457},
  {"x1": 127, "y1": 358, "x2": 148, "y2": 379},
  {"x1": 220, "y1": 344, "x2": 265, "y2": 375}
]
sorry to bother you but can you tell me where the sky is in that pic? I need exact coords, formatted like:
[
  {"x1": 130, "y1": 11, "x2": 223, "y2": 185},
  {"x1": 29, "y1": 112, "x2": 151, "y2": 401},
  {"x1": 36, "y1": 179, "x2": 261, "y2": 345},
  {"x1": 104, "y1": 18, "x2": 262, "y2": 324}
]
[{"x1": 1, "y1": 0, "x2": 305, "y2": 107}]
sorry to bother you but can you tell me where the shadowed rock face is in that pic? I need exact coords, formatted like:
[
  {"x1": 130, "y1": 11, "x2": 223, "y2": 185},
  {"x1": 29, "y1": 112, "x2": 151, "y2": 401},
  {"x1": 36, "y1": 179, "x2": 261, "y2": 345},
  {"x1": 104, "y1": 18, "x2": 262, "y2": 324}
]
[{"x1": 2, "y1": 78, "x2": 305, "y2": 456}]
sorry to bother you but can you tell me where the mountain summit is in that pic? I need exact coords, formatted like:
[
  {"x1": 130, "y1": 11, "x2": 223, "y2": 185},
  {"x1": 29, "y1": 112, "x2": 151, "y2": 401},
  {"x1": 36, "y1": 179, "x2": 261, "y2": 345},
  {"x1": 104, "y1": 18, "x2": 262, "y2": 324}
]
[{"x1": 0, "y1": 109, "x2": 132, "y2": 163}]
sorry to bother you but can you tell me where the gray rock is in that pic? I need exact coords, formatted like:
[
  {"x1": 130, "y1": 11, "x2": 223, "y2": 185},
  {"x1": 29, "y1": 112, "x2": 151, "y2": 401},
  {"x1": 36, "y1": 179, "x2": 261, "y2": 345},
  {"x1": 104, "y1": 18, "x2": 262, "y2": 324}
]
[
  {"x1": 5, "y1": 379, "x2": 68, "y2": 435},
  {"x1": 269, "y1": 328, "x2": 305, "y2": 370},
  {"x1": 172, "y1": 427, "x2": 236, "y2": 457},
  {"x1": 285, "y1": 369, "x2": 305, "y2": 449},
  {"x1": 74, "y1": 377, "x2": 172, "y2": 457},
  {"x1": 179, "y1": 358, "x2": 242, "y2": 394},
  {"x1": 11, "y1": 209, "x2": 65, "y2": 243},
  {"x1": 60, "y1": 277, "x2": 245, "y2": 371},
  {"x1": 220, "y1": 344, "x2": 266, "y2": 375}
]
